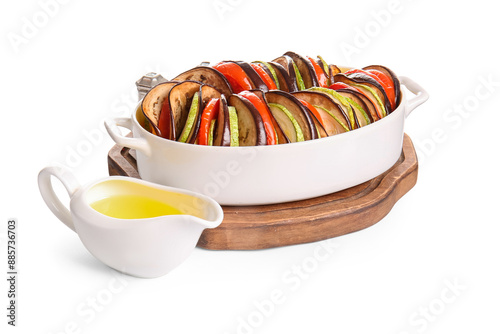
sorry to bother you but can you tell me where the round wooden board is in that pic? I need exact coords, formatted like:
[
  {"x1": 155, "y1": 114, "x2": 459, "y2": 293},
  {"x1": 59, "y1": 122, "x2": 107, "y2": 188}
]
[{"x1": 108, "y1": 134, "x2": 418, "y2": 250}]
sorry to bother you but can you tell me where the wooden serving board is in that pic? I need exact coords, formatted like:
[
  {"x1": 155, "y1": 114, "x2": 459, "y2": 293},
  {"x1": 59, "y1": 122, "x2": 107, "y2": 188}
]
[{"x1": 108, "y1": 134, "x2": 418, "y2": 250}]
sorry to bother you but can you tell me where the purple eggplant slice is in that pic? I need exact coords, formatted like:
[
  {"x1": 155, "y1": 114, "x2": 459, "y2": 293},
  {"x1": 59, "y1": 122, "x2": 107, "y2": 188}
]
[
  {"x1": 268, "y1": 61, "x2": 293, "y2": 92},
  {"x1": 363, "y1": 65, "x2": 402, "y2": 109},
  {"x1": 284, "y1": 51, "x2": 319, "y2": 89},
  {"x1": 335, "y1": 89, "x2": 373, "y2": 126},
  {"x1": 213, "y1": 95, "x2": 231, "y2": 147},
  {"x1": 292, "y1": 91, "x2": 351, "y2": 133},
  {"x1": 271, "y1": 55, "x2": 300, "y2": 92},
  {"x1": 265, "y1": 90, "x2": 318, "y2": 141},
  {"x1": 345, "y1": 72, "x2": 391, "y2": 116},
  {"x1": 306, "y1": 109, "x2": 328, "y2": 138},
  {"x1": 141, "y1": 81, "x2": 180, "y2": 136},
  {"x1": 334, "y1": 73, "x2": 389, "y2": 119},
  {"x1": 173, "y1": 66, "x2": 233, "y2": 97},
  {"x1": 168, "y1": 81, "x2": 203, "y2": 138},
  {"x1": 228, "y1": 94, "x2": 266, "y2": 146},
  {"x1": 201, "y1": 85, "x2": 222, "y2": 106},
  {"x1": 234, "y1": 61, "x2": 269, "y2": 92},
  {"x1": 250, "y1": 89, "x2": 290, "y2": 144}
]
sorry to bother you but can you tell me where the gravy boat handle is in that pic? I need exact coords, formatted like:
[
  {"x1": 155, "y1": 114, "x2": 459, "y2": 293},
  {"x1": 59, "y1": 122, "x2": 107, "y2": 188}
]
[{"x1": 38, "y1": 165, "x2": 81, "y2": 232}]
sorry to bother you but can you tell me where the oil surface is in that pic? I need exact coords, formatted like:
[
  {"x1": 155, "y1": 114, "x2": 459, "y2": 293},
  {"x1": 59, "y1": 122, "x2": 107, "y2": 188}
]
[{"x1": 90, "y1": 194, "x2": 183, "y2": 219}]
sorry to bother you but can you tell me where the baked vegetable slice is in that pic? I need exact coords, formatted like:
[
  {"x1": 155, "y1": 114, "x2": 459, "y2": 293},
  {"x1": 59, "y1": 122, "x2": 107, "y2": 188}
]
[
  {"x1": 213, "y1": 95, "x2": 231, "y2": 146},
  {"x1": 363, "y1": 65, "x2": 401, "y2": 109},
  {"x1": 284, "y1": 51, "x2": 319, "y2": 89},
  {"x1": 250, "y1": 89, "x2": 290, "y2": 144},
  {"x1": 178, "y1": 86, "x2": 203, "y2": 144},
  {"x1": 271, "y1": 55, "x2": 301, "y2": 92},
  {"x1": 265, "y1": 91, "x2": 319, "y2": 141},
  {"x1": 168, "y1": 81, "x2": 203, "y2": 138},
  {"x1": 334, "y1": 73, "x2": 391, "y2": 119},
  {"x1": 228, "y1": 94, "x2": 266, "y2": 146},
  {"x1": 141, "y1": 81, "x2": 179, "y2": 138},
  {"x1": 268, "y1": 61, "x2": 294, "y2": 92},
  {"x1": 292, "y1": 91, "x2": 351, "y2": 135},
  {"x1": 172, "y1": 66, "x2": 232, "y2": 97}
]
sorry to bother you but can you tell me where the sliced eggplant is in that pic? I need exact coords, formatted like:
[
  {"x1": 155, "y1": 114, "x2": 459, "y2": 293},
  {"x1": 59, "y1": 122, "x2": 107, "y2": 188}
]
[
  {"x1": 334, "y1": 73, "x2": 390, "y2": 119},
  {"x1": 265, "y1": 90, "x2": 318, "y2": 141},
  {"x1": 213, "y1": 95, "x2": 231, "y2": 147},
  {"x1": 363, "y1": 65, "x2": 401, "y2": 109},
  {"x1": 200, "y1": 85, "x2": 222, "y2": 106},
  {"x1": 313, "y1": 104, "x2": 349, "y2": 136},
  {"x1": 172, "y1": 66, "x2": 233, "y2": 97},
  {"x1": 345, "y1": 72, "x2": 391, "y2": 117},
  {"x1": 234, "y1": 61, "x2": 268, "y2": 92},
  {"x1": 284, "y1": 51, "x2": 319, "y2": 89},
  {"x1": 332, "y1": 86, "x2": 378, "y2": 122},
  {"x1": 141, "y1": 81, "x2": 180, "y2": 137},
  {"x1": 316, "y1": 56, "x2": 330, "y2": 80},
  {"x1": 228, "y1": 94, "x2": 266, "y2": 146},
  {"x1": 292, "y1": 91, "x2": 351, "y2": 133},
  {"x1": 168, "y1": 81, "x2": 203, "y2": 138},
  {"x1": 301, "y1": 88, "x2": 353, "y2": 130},
  {"x1": 335, "y1": 89, "x2": 373, "y2": 126},
  {"x1": 271, "y1": 55, "x2": 300, "y2": 92},
  {"x1": 250, "y1": 89, "x2": 289, "y2": 144},
  {"x1": 268, "y1": 61, "x2": 294, "y2": 92},
  {"x1": 267, "y1": 103, "x2": 304, "y2": 142},
  {"x1": 309, "y1": 110, "x2": 328, "y2": 138}
]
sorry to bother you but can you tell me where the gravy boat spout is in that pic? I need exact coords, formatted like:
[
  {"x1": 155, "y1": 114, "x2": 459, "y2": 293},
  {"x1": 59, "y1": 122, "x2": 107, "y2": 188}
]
[{"x1": 38, "y1": 165, "x2": 224, "y2": 278}]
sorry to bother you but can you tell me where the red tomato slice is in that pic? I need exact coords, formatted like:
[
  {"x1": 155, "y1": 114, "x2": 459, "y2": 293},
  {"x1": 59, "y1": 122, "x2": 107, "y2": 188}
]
[
  {"x1": 213, "y1": 62, "x2": 253, "y2": 94},
  {"x1": 345, "y1": 69, "x2": 395, "y2": 110},
  {"x1": 198, "y1": 98, "x2": 220, "y2": 145},
  {"x1": 298, "y1": 99, "x2": 324, "y2": 128},
  {"x1": 306, "y1": 56, "x2": 328, "y2": 88},
  {"x1": 365, "y1": 69, "x2": 396, "y2": 110},
  {"x1": 238, "y1": 91, "x2": 277, "y2": 145},
  {"x1": 250, "y1": 63, "x2": 277, "y2": 90},
  {"x1": 329, "y1": 82, "x2": 362, "y2": 93}
]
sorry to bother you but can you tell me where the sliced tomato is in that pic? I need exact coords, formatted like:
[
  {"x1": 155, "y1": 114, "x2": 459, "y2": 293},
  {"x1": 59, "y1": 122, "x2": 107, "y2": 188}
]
[
  {"x1": 198, "y1": 98, "x2": 220, "y2": 145},
  {"x1": 213, "y1": 62, "x2": 253, "y2": 94},
  {"x1": 345, "y1": 69, "x2": 395, "y2": 110},
  {"x1": 329, "y1": 82, "x2": 362, "y2": 92},
  {"x1": 306, "y1": 56, "x2": 329, "y2": 88},
  {"x1": 298, "y1": 99, "x2": 324, "y2": 128},
  {"x1": 238, "y1": 91, "x2": 277, "y2": 145},
  {"x1": 250, "y1": 63, "x2": 277, "y2": 90},
  {"x1": 365, "y1": 69, "x2": 396, "y2": 110}
]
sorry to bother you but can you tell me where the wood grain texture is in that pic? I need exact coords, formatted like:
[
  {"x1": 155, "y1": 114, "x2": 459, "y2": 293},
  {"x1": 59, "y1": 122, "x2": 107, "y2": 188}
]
[{"x1": 108, "y1": 134, "x2": 418, "y2": 250}]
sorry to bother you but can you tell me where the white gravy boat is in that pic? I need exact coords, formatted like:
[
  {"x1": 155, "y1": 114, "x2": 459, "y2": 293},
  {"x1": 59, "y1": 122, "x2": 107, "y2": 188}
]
[{"x1": 38, "y1": 165, "x2": 223, "y2": 278}]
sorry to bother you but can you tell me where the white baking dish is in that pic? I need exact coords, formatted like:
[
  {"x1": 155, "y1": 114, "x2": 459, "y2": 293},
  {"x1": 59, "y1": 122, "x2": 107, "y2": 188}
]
[{"x1": 105, "y1": 76, "x2": 428, "y2": 206}]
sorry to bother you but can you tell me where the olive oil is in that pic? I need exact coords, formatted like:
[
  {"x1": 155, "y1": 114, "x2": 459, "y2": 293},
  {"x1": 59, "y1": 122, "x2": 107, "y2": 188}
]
[{"x1": 90, "y1": 194, "x2": 183, "y2": 219}]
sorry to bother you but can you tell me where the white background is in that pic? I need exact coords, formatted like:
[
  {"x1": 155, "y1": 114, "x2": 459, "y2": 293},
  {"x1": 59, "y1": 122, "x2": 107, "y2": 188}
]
[{"x1": 1, "y1": 0, "x2": 499, "y2": 333}]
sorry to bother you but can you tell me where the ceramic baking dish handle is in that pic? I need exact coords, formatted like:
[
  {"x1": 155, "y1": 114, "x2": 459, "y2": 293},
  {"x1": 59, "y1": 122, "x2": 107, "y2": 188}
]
[
  {"x1": 400, "y1": 76, "x2": 429, "y2": 117},
  {"x1": 104, "y1": 117, "x2": 152, "y2": 157}
]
